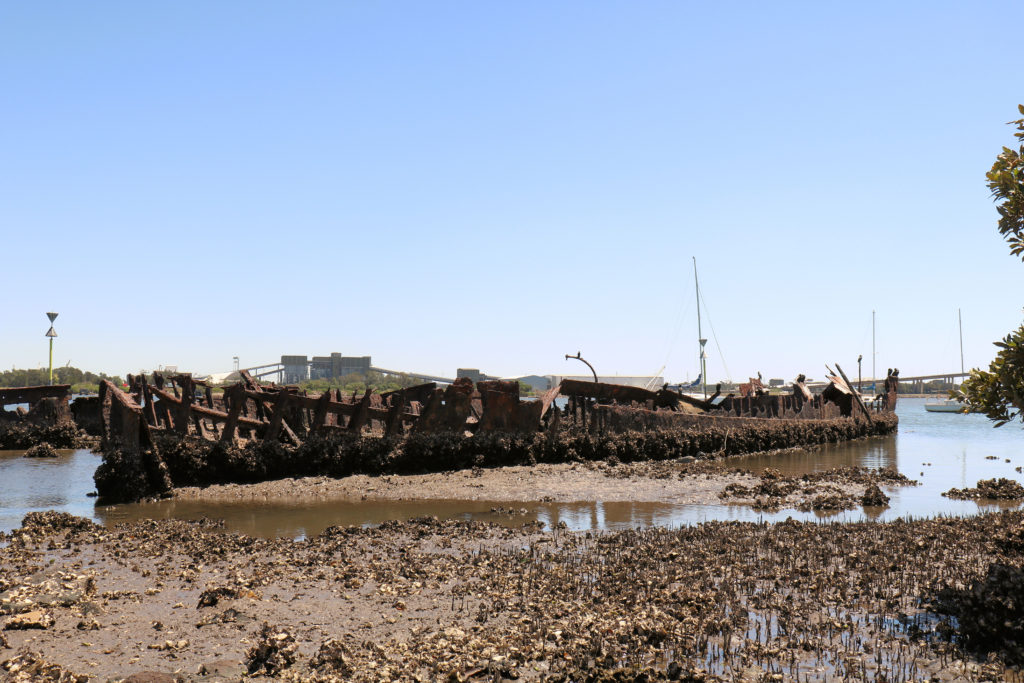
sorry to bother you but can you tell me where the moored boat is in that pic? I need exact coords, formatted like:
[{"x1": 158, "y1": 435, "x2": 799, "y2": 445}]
[{"x1": 924, "y1": 399, "x2": 967, "y2": 413}]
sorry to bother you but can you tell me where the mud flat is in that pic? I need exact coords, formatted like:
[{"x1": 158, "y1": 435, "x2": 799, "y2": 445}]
[
  {"x1": 171, "y1": 459, "x2": 915, "y2": 513},
  {"x1": 2, "y1": 508, "x2": 1019, "y2": 681}
]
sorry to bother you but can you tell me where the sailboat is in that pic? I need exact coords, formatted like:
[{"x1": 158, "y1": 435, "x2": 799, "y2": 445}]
[{"x1": 924, "y1": 309, "x2": 970, "y2": 413}]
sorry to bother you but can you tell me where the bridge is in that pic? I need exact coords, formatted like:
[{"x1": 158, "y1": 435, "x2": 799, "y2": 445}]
[
  {"x1": 241, "y1": 361, "x2": 458, "y2": 386},
  {"x1": 811, "y1": 372, "x2": 971, "y2": 394}
]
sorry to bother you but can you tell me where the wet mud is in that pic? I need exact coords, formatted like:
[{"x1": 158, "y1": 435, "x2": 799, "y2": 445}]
[
  {"x1": 1, "y1": 508, "x2": 1020, "y2": 681},
  {"x1": 167, "y1": 458, "x2": 918, "y2": 517}
]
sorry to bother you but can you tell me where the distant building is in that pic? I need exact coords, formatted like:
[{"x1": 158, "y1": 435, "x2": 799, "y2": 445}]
[
  {"x1": 283, "y1": 353, "x2": 372, "y2": 384},
  {"x1": 281, "y1": 355, "x2": 309, "y2": 384},
  {"x1": 456, "y1": 368, "x2": 485, "y2": 383},
  {"x1": 769, "y1": 378, "x2": 784, "y2": 387}
]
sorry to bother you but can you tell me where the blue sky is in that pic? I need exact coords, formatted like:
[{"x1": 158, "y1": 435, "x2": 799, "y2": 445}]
[{"x1": 3, "y1": 2, "x2": 1024, "y2": 383}]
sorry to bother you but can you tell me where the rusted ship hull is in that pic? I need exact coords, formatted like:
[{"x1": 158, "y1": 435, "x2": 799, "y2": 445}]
[{"x1": 90, "y1": 368, "x2": 898, "y2": 502}]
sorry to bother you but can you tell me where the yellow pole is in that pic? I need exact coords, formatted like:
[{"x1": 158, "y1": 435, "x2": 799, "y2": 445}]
[{"x1": 49, "y1": 336, "x2": 54, "y2": 386}]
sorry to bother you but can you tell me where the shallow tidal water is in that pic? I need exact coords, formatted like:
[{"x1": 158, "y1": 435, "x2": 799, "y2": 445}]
[{"x1": 2, "y1": 398, "x2": 1022, "y2": 537}]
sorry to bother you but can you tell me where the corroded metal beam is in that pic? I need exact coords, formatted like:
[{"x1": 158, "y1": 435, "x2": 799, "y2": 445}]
[{"x1": 0, "y1": 385, "x2": 70, "y2": 405}]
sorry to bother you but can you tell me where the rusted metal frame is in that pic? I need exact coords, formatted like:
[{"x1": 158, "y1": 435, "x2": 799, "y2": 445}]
[
  {"x1": 0, "y1": 385, "x2": 71, "y2": 406},
  {"x1": 347, "y1": 389, "x2": 373, "y2": 433},
  {"x1": 220, "y1": 384, "x2": 246, "y2": 444},
  {"x1": 381, "y1": 383, "x2": 436, "y2": 405},
  {"x1": 264, "y1": 390, "x2": 290, "y2": 442},
  {"x1": 173, "y1": 375, "x2": 193, "y2": 436},
  {"x1": 412, "y1": 389, "x2": 445, "y2": 434},
  {"x1": 203, "y1": 385, "x2": 221, "y2": 439},
  {"x1": 671, "y1": 391, "x2": 709, "y2": 412},
  {"x1": 384, "y1": 390, "x2": 406, "y2": 436},
  {"x1": 546, "y1": 401, "x2": 561, "y2": 443},
  {"x1": 257, "y1": 390, "x2": 304, "y2": 446},
  {"x1": 189, "y1": 385, "x2": 210, "y2": 437},
  {"x1": 98, "y1": 380, "x2": 172, "y2": 494},
  {"x1": 240, "y1": 388, "x2": 399, "y2": 424},
  {"x1": 98, "y1": 380, "x2": 113, "y2": 447},
  {"x1": 237, "y1": 371, "x2": 269, "y2": 422},
  {"x1": 835, "y1": 363, "x2": 873, "y2": 426},
  {"x1": 149, "y1": 386, "x2": 263, "y2": 427},
  {"x1": 476, "y1": 389, "x2": 513, "y2": 432},
  {"x1": 140, "y1": 376, "x2": 159, "y2": 428},
  {"x1": 311, "y1": 391, "x2": 332, "y2": 436},
  {"x1": 538, "y1": 383, "x2": 563, "y2": 420},
  {"x1": 558, "y1": 379, "x2": 659, "y2": 404},
  {"x1": 171, "y1": 373, "x2": 209, "y2": 389}
]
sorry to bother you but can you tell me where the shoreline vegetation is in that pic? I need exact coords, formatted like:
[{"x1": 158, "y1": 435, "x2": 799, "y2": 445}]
[{"x1": 0, "y1": 367, "x2": 124, "y2": 397}]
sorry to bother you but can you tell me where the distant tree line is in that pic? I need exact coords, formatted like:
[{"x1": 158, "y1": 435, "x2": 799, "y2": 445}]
[
  {"x1": 296, "y1": 371, "x2": 425, "y2": 395},
  {"x1": 296, "y1": 372, "x2": 539, "y2": 397},
  {"x1": 0, "y1": 366, "x2": 124, "y2": 392}
]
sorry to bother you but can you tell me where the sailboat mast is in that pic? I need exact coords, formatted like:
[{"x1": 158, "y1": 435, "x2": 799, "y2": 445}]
[
  {"x1": 872, "y1": 310, "x2": 876, "y2": 393},
  {"x1": 693, "y1": 257, "x2": 707, "y2": 399},
  {"x1": 959, "y1": 308, "x2": 964, "y2": 375}
]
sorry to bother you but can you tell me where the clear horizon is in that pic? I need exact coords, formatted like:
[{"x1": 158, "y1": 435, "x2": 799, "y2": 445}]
[{"x1": 4, "y1": 2, "x2": 1024, "y2": 384}]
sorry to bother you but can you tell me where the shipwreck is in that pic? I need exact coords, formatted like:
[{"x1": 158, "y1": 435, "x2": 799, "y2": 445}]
[{"x1": 80, "y1": 365, "x2": 899, "y2": 503}]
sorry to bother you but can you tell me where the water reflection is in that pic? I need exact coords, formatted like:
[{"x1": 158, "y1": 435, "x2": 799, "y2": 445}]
[
  {"x1": 3, "y1": 398, "x2": 1024, "y2": 536},
  {"x1": 730, "y1": 435, "x2": 897, "y2": 475},
  {"x1": 0, "y1": 448, "x2": 100, "y2": 533}
]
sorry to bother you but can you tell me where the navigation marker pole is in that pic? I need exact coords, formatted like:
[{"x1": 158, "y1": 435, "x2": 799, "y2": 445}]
[
  {"x1": 871, "y1": 310, "x2": 876, "y2": 394},
  {"x1": 45, "y1": 312, "x2": 58, "y2": 386}
]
